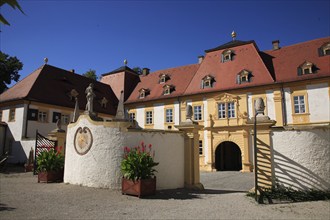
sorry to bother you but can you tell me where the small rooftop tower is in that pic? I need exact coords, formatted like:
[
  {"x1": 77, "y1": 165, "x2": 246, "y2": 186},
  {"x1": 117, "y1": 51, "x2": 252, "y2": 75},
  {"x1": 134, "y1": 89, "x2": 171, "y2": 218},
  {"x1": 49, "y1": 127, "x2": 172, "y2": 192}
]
[
  {"x1": 44, "y1": 57, "x2": 48, "y2": 64},
  {"x1": 124, "y1": 59, "x2": 128, "y2": 66}
]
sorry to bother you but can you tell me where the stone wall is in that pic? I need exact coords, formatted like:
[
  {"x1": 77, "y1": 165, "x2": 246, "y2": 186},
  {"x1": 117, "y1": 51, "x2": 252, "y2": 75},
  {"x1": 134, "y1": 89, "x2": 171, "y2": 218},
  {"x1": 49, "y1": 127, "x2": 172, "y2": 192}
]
[
  {"x1": 271, "y1": 127, "x2": 330, "y2": 190},
  {"x1": 64, "y1": 115, "x2": 185, "y2": 190}
]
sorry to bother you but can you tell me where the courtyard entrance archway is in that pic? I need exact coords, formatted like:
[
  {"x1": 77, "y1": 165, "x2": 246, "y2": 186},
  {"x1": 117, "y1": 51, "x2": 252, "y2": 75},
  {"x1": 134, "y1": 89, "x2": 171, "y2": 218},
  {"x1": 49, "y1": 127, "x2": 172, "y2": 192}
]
[{"x1": 215, "y1": 141, "x2": 242, "y2": 171}]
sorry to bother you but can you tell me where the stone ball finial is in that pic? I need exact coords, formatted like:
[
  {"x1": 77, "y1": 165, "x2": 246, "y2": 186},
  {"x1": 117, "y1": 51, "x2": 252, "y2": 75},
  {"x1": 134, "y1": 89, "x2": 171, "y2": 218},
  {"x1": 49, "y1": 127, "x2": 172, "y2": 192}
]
[
  {"x1": 124, "y1": 59, "x2": 128, "y2": 66},
  {"x1": 231, "y1": 30, "x2": 237, "y2": 41},
  {"x1": 44, "y1": 57, "x2": 48, "y2": 64}
]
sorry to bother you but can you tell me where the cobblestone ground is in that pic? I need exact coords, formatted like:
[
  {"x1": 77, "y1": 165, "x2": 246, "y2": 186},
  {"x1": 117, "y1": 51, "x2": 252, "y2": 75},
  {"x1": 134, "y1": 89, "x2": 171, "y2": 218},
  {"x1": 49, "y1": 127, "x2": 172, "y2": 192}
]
[{"x1": 0, "y1": 168, "x2": 329, "y2": 219}]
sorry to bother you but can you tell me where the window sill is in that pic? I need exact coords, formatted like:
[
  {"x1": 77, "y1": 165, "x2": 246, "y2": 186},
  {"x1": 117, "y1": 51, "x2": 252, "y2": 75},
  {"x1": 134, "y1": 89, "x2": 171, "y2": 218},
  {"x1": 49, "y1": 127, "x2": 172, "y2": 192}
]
[{"x1": 292, "y1": 113, "x2": 310, "y2": 116}]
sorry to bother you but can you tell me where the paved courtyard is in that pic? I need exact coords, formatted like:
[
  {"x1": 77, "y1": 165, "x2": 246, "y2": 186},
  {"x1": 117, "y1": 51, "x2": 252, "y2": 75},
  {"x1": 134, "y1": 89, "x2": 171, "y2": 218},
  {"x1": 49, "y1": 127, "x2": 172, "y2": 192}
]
[{"x1": 0, "y1": 168, "x2": 329, "y2": 219}]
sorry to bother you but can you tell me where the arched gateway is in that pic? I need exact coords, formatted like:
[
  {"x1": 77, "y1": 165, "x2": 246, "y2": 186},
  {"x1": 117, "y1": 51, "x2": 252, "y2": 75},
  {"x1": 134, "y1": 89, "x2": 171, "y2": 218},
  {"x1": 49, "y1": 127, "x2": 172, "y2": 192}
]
[{"x1": 215, "y1": 141, "x2": 242, "y2": 171}]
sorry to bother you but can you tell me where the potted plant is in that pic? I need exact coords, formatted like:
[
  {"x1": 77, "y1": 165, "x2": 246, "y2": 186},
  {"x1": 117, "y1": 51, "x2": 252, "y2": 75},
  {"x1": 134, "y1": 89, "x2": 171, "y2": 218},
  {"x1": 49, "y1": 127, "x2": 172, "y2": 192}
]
[
  {"x1": 121, "y1": 141, "x2": 159, "y2": 197},
  {"x1": 37, "y1": 146, "x2": 64, "y2": 183}
]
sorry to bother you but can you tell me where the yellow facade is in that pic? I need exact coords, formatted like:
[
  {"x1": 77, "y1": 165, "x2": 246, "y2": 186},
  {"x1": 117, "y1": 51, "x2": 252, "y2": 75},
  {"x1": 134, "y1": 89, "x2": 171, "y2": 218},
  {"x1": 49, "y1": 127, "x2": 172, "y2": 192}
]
[{"x1": 126, "y1": 77, "x2": 330, "y2": 173}]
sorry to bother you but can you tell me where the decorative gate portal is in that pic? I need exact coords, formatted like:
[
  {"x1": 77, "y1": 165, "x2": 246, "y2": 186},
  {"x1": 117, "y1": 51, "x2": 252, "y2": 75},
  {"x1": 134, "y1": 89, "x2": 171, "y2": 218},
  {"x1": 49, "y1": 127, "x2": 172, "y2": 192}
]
[
  {"x1": 215, "y1": 141, "x2": 242, "y2": 171},
  {"x1": 34, "y1": 131, "x2": 57, "y2": 174}
]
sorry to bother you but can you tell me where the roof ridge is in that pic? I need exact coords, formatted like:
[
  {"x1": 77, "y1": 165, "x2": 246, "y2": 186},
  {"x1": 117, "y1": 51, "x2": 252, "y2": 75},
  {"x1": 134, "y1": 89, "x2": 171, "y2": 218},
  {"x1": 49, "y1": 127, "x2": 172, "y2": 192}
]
[
  {"x1": 150, "y1": 63, "x2": 200, "y2": 74},
  {"x1": 264, "y1": 36, "x2": 330, "y2": 53}
]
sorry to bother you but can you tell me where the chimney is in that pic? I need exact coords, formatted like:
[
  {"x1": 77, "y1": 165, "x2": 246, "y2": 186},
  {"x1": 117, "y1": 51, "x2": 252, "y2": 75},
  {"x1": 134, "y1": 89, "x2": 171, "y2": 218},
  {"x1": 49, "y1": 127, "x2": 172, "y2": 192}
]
[
  {"x1": 272, "y1": 40, "x2": 280, "y2": 50},
  {"x1": 198, "y1": 55, "x2": 204, "y2": 64},
  {"x1": 142, "y1": 68, "x2": 150, "y2": 76},
  {"x1": 70, "y1": 69, "x2": 75, "y2": 73}
]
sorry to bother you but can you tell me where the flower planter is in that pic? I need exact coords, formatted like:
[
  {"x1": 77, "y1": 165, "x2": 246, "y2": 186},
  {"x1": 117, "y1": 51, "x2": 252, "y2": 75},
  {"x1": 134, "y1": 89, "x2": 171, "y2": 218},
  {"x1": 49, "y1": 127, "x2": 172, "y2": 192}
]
[
  {"x1": 122, "y1": 177, "x2": 156, "y2": 198},
  {"x1": 38, "y1": 170, "x2": 63, "y2": 183}
]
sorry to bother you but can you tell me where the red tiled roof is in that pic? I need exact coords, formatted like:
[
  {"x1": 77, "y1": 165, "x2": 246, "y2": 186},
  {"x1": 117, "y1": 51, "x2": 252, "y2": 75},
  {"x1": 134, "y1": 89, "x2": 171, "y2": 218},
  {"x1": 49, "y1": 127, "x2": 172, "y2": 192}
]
[
  {"x1": 0, "y1": 65, "x2": 119, "y2": 115},
  {"x1": 184, "y1": 42, "x2": 275, "y2": 95},
  {"x1": 125, "y1": 64, "x2": 200, "y2": 104},
  {"x1": 264, "y1": 36, "x2": 330, "y2": 83}
]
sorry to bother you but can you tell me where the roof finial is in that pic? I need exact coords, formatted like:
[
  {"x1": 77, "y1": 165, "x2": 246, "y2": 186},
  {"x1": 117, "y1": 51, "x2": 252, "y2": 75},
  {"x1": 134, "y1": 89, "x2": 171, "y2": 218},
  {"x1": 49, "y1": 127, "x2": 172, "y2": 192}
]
[
  {"x1": 231, "y1": 30, "x2": 236, "y2": 41},
  {"x1": 124, "y1": 59, "x2": 128, "y2": 66},
  {"x1": 44, "y1": 57, "x2": 48, "y2": 64}
]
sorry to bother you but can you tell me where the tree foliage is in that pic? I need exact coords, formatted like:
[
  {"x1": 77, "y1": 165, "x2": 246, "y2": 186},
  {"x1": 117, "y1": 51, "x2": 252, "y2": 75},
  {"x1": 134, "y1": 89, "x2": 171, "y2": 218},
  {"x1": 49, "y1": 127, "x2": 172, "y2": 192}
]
[
  {"x1": 0, "y1": 51, "x2": 23, "y2": 93},
  {"x1": 0, "y1": 0, "x2": 25, "y2": 25},
  {"x1": 82, "y1": 69, "x2": 98, "y2": 81}
]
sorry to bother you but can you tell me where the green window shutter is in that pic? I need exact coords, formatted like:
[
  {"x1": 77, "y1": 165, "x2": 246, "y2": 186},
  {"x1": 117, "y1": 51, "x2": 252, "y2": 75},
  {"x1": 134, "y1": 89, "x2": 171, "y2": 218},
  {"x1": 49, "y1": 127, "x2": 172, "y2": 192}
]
[
  {"x1": 318, "y1": 48, "x2": 324, "y2": 57},
  {"x1": 297, "y1": 67, "x2": 302, "y2": 76},
  {"x1": 52, "y1": 112, "x2": 61, "y2": 123},
  {"x1": 236, "y1": 75, "x2": 241, "y2": 84},
  {"x1": 27, "y1": 109, "x2": 38, "y2": 121}
]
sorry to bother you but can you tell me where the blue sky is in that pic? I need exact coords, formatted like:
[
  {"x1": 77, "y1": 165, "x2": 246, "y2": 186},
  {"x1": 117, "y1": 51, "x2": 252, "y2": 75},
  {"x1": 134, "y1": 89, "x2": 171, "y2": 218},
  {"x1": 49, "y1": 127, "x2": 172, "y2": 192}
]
[{"x1": 1, "y1": 0, "x2": 329, "y2": 83}]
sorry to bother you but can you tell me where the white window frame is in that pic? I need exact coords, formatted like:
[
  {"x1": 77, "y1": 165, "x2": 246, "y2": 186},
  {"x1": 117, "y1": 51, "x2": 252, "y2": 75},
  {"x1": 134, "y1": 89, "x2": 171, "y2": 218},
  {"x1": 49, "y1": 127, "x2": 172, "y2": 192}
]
[
  {"x1": 218, "y1": 103, "x2": 226, "y2": 119},
  {"x1": 193, "y1": 105, "x2": 202, "y2": 121},
  {"x1": 38, "y1": 111, "x2": 48, "y2": 123},
  {"x1": 146, "y1": 111, "x2": 153, "y2": 125},
  {"x1": 61, "y1": 114, "x2": 70, "y2": 125},
  {"x1": 9, "y1": 109, "x2": 15, "y2": 122},
  {"x1": 139, "y1": 91, "x2": 145, "y2": 99},
  {"x1": 160, "y1": 76, "x2": 166, "y2": 84},
  {"x1": 293, "y1": 95, "x2": 306, "y2": 114},
  {"x1": 129, "y1": 113, "x2": 135, "y2": 122},
  {"x1": 227, "y1": 102, "x2": 235, "y2": 118},
  {"x1": 217, "y1": 102, "x2": 235, "y2": 119},
  {"x1": 165, "y1": 109, "x2": 173, "y2": 123},
  {"x1": 164, "y1": 87, "x2": 170, "y2": 95}
]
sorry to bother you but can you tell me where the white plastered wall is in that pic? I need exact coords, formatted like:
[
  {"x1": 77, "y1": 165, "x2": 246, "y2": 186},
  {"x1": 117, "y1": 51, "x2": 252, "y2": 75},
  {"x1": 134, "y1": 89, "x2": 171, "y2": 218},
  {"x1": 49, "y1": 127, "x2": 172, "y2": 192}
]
[
  {"x1": 307, "y1": 83, "x2": 329, "y2": 122},
  {"x1": 284, "y1": 88, "x2": 293, "y2": 124},
  {"x1": 271, "y1": 128, "x2": 330, "y2": 190},
  {"x1": 174, "y1": 101, "x2": 180, "y2": 126},
  {"x1": 153, "y1": 103, "x2": 164, "y2": 129},
  {"x1": 266, "y1": 90, "x2": 275, "y2": 121},
  {"x1": 136, "y1": 106, "x2": 145, "y2": 128},
  {"x1": 64, "y1": 115, "x2": 185, "y2": 190}
]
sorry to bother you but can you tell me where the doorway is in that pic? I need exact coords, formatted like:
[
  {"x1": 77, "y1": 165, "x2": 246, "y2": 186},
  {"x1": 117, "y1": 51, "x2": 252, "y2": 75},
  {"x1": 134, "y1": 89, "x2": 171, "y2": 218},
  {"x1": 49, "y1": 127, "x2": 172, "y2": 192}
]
[{"x1": 215, "y1": 141, "x2": 242, "y2": 171}]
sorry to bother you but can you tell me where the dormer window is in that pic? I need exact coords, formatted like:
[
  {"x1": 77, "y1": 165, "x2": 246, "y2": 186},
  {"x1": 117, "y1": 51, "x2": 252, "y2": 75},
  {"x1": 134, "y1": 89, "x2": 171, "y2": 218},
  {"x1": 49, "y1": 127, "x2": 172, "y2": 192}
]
[
  {"x1": 159, "y1": 74, "x2": 170, "y2": 84},
  {"x1": 201, "y1": 75, "x2": 215, "y2": 89},
  {"x1": 100, "y1": 97, "x2": 108, "y2": 108},
  {"x1": 139, "y1": 88, "x2": 149, "y2": 99},
  {"x1": 318, "y1": 42, "x2": 330, "y2": 56},
  {"x1": 298, "y1": 61, "x2": 317, "y2": 75},
  {"x1": 68, "y1": 89, "x2": 79, "y2": 101},
  {"x1": 221, "y1": 49, "x2": 234, "y2": 62},
  {"x1": 236, "y1": 70, "x2": 252, "y2": 84},
  {"x1": 163, "y1": 84, "x2": 174, "y2": 95}
]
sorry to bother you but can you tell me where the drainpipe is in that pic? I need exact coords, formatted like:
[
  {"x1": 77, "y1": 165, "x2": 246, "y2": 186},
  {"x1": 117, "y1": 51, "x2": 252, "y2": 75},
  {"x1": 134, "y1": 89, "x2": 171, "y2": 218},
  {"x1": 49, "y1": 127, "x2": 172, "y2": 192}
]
[
  {"x1": 178, "y1": 96, "x2": 181, "y2": 123},
  {"x1": 280, "y1": 85, "x2": 287, "y2": 126},
  {"x1": 24, "y1": 101, "x2": 31, "y2": 138}
]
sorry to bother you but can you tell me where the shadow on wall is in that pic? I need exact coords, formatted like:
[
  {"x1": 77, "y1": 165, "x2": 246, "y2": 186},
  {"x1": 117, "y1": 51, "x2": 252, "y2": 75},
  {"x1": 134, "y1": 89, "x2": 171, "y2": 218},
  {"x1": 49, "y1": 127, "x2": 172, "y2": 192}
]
[
  {"x1": 4, "y1": 128, "x2": 28, "y2": 164},
  {"x1": 273, "y1": 150, "x2": 330, "y2": 191}
]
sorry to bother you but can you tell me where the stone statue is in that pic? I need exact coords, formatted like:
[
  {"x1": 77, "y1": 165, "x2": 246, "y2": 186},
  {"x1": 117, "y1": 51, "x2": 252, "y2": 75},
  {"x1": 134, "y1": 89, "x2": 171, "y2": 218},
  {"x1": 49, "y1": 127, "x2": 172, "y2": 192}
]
[
  {"x1": 85, "y1": 83, "x2": 95, "y2": 113},
  {"x1": 56, "y1": 118, "x2": 62, "y2": 130},
  {"x1": 186, "y1": 104, "x2": 193, "y2": 120},
  {"x1": 255, "y1": 98, "x2": 265, "y2": 115}
]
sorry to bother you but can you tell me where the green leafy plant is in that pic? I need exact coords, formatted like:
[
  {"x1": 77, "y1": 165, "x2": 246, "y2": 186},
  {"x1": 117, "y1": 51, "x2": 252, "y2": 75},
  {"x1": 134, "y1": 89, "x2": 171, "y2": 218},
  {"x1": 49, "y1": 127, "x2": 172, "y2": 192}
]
[
  {"x1": 36, "y1": 147, "x2": 64, "y2": 172},
  {"x1": 121, "y1": 142, "x2": 159, "y2": 181}
]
